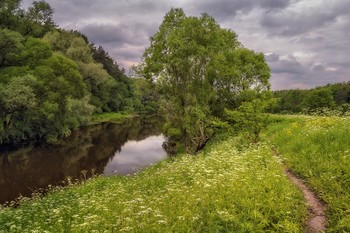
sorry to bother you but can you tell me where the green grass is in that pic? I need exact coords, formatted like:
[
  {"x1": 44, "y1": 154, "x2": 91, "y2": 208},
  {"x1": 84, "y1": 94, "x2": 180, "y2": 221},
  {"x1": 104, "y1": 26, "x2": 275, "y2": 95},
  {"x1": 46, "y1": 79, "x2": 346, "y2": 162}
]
[
  {"x1": 264, "y1": 115, "x2": 350, "y2": 232},
  {"x1": 90, "y1": 112, "x2": 136, "y2": 124},
  {"x1": 0, "y1": 135, "x2": 305, "y2": 232}
]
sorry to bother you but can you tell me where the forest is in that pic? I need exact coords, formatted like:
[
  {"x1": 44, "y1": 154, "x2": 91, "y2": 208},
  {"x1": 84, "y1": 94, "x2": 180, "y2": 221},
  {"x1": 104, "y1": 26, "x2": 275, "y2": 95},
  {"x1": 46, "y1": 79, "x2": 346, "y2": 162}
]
[
  {"x1": 0, "y1": 0, "x2": 138, "y2": 145},
  {"x1": 272, "y1": 82, "x2": 350, "y2": 115}
]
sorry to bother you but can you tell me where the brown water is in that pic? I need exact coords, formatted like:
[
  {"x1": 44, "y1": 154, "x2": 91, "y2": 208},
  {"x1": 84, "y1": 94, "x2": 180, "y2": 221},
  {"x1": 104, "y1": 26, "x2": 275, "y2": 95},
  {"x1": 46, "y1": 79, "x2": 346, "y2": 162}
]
[{"x1": 0, "y1": 117, "x2": 167, "y2": 204}]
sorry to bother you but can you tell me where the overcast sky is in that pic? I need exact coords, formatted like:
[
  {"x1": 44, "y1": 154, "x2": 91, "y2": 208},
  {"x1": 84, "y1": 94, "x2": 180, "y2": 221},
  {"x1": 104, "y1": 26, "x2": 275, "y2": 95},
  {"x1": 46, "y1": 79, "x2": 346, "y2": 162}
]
[{"x1": 22, "y1": 0, "x2": 350, "y2": 90}]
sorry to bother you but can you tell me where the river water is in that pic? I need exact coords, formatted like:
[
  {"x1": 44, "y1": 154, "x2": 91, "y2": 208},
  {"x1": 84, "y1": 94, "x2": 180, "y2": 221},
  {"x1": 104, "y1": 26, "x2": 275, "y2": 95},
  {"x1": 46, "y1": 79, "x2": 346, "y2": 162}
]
[{"x1": 0, "y1": 117, "x2": 167, "y2": 204}]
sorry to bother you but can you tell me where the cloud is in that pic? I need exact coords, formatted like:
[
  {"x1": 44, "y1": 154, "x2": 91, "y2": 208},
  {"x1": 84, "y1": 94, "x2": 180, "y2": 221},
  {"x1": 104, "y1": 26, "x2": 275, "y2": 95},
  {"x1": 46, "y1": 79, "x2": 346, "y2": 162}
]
[
  {"x1": 21, "y1": 0, "x2": 350, "y2": 90},
  {"x1": 80, "y1": 23, "x2": 151, "y2": 46},
  {"x1": 268, "y1": 54, "x2": 305, "y2": 75},
  {"x1": 265, "y1": 53, "x2": 280, "y2": 62},
  {"x1": 184, "y1": 0, "x2": 292, "y2": 21},
  {"x1": 260, "y1": 0, "x2": 350, "y2": 37}
]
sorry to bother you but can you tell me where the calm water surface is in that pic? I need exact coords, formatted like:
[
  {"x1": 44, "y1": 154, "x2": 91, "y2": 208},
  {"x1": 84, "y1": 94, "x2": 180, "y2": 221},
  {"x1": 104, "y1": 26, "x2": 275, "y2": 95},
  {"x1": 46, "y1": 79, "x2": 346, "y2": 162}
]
[{"x1": 0, "y1": 117, "x2": 167, "y2": 204}]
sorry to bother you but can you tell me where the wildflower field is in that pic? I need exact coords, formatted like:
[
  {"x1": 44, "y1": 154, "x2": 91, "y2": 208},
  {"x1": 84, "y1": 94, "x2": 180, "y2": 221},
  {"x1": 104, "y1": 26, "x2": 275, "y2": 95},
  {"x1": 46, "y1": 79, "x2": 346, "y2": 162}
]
[
  {"x1": 0, "y1": 135, "x2": 305, "y2": 232},
  {"x1": 265, "y1": 115, "x2": 350, "y2": 232},
  {"x1": 2, "y1": 114, "x2": 349, "y2": 232}
]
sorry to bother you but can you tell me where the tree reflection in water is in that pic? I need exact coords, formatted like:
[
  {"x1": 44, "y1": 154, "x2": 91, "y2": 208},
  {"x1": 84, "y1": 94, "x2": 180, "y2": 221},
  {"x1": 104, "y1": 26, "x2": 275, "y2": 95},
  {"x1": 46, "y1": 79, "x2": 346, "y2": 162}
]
[{"x1": 0, "y1": 117, "x2": 165, "y2": 204}]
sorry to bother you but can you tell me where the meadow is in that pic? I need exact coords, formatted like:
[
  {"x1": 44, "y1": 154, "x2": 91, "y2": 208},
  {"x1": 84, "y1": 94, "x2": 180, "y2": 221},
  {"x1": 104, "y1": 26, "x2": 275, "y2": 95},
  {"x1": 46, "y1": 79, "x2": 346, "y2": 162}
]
[
  {"x1": 0, "y1": 134, "x2": 305, "y2": 232},
  {"x1": 265, "y1": 115, "x2": 350, "y2": 232},
  {"x1": 2, "y1": 114, "x2": 350, "y2": 232}
]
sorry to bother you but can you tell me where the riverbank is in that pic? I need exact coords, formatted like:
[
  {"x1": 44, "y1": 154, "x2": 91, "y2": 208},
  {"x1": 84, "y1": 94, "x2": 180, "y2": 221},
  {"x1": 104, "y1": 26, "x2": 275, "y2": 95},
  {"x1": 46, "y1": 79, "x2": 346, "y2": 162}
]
[
  {"x1": 2, "y1": 115, "x2": 349, "y2": 232},
  {"x1": 0, "y1": 132, "x2": 305, "y2": 232},
  {"x1": 90, "y1": 112, "x2": 138, "y2": 124}
]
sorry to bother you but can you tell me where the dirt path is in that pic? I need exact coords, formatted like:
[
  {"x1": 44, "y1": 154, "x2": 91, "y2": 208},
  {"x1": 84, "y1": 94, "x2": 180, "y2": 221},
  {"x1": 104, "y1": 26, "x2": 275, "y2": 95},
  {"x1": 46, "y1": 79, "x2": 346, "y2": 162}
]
[{"x1": 273, "y1": 150, "x2": 327, "y2": 233}]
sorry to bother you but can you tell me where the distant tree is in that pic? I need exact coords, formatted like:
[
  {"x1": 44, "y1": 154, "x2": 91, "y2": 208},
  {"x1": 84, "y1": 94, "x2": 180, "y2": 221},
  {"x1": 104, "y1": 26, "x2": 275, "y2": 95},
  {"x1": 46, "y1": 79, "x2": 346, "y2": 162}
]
[
  {"x1": 66, "y1": 37, "x2": 94, "y2": 63},
  {"x1": 91, "y1": 45, "x2": 134, "y2": 112},
  {"x1": 44, "y1": 30, "x2": 136, "y2": 112},
  {"x1": 325, "y1": 82, "x2": 350, "y2": 105},
  {"x1": 0, "y1": 75, "x2": 37, "y2": 142},
  {"x1": 132, "y1": 78, "x2": 160, "y2": 115},
  {"x1": 272, "y1": 89, "x2": 307, "y2": 113},
  {"x1": 19, "y1": 37, "x2": 52, "y2": 68},
  {"x1": 0, "y1": 28, "x2": 24, "y2": 67},
  {"x1": 26, "y1": 1, "x2": 54, "y2": 27},
  {"x1": 0, "y1": 0, "x2": 22, "y2": 29},
  {"x1": 0, "y1": 0, "x2": 21, "y2": 13},
  {"x1": 302, "y1": 88, "x2": 335, "y2": 110},
  {"x1": 92, "y1": 46, "x2": 125, "y2": 80},
  {"x1": 21, "y1": 0, "x2": 55, "y2": 37}
]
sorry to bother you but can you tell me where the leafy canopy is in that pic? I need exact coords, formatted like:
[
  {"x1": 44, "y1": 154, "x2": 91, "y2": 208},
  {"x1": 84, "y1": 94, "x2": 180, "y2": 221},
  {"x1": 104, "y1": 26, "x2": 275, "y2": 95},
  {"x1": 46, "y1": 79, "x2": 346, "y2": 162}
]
[{"x1": 142, "y1": 8, "x2": 271, "y2": 152}]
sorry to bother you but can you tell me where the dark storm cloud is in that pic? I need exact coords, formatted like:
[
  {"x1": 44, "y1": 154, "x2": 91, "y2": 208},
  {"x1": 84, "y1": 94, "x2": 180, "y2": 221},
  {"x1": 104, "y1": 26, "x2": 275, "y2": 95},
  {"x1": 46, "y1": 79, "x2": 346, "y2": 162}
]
[
  {"x1": 268, "y1": 55, "x2": 305, "y2": 75},
  {"x1": 265, "y1": 53, "x2": 280, "y2": 62},
  {"x1": 259, "y1": 0, "x2": 291, "y2": 9},
  {"x1": 260, "y1": 1, "x2": 350, "y2": 37},
  {"x1": 80, "y1": 23, "x2": 152, "y2": 46},
  {"x1": 21, "y1": 0, "x2": 350, "y2": 89},
  {"x1": 187, "y1": 0, "x2": 292, "y2": 20},
  {"x1": 261, "y1": 11, "x2": 337, "y2": 37}
]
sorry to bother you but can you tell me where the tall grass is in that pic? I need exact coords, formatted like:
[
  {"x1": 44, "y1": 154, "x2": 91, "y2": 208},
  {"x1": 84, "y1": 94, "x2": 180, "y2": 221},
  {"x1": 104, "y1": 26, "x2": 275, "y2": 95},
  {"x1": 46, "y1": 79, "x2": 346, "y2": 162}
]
[
  {"x1": 0, "y1": 136, "x2": 305, "y2": 232},
  {"x1": 265, "y1": 115, "x2": 350, "y2": 232},
  {"x1": 90, "y1": 112, "x2": 135, "y2": 124}
]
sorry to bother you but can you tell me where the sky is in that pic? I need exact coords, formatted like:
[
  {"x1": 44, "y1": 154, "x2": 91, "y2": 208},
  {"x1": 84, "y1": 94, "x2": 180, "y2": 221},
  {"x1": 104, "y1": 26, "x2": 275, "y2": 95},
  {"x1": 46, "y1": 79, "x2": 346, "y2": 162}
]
[{"x1": 22, "y1": 0, "x2": 350, "y2": 90}]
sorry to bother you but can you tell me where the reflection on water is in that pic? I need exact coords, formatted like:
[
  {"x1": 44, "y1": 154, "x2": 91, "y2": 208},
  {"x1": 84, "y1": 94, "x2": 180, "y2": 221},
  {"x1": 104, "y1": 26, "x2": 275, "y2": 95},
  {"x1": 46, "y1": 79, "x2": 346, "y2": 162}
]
[
  {"x1": 0, "y1": 117, "x2": 166, "y2": 204},
  {"x1": 104, "y1": 135, "x2": 166, "y2": 175}
]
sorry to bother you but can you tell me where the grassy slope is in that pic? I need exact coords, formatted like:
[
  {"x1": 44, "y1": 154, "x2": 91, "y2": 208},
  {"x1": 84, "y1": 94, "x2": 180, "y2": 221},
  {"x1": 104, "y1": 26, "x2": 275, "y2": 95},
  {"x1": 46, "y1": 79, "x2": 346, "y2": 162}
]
[
  {"x1": 0, "y1": 135, "x2": 305, "y2": 232},
  {"x1": 265, "y1": 115, "x2": 350, "y2": 232},
  {"x1": 90, "y1": 112, "x2": 137, "y2": 124}
]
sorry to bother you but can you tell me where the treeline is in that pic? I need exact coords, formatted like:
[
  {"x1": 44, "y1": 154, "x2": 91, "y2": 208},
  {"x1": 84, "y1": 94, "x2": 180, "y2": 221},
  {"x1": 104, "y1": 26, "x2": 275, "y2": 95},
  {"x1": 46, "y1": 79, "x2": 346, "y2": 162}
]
[
  {"x1": 0, "y1": 0, "x2": 139, "y2": 145},
  {"x1": 272, "y1": 82, "x2": 350, "y2": 114}
]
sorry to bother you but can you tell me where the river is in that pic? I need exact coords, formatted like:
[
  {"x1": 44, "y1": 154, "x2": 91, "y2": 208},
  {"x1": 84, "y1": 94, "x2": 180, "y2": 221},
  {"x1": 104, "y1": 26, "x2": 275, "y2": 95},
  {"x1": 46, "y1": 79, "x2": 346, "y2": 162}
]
[{"x1": 0, "y1": 117, "x2": 167, "y2": 205}]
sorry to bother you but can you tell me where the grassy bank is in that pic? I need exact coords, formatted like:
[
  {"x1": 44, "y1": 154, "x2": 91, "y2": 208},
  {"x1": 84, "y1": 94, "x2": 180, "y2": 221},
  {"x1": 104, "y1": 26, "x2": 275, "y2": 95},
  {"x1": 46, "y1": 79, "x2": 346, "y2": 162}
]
[
  {"x1": 0, "y1": 135, "x2": 305, "y2": 232},
  {"x1": 90, "y1": 112, "x2": 137, "y2": 124},
  {"x1": 265, "y1": 115, "x2": 350, "y2": 232}
]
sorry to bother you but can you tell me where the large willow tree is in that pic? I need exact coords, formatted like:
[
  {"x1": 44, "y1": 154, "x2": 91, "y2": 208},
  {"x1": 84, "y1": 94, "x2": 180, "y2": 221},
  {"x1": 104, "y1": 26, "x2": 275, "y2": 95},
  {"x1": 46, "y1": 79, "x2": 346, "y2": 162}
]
[{"x1": 142, "y1": 8, "x2": 270, "y2": 153}]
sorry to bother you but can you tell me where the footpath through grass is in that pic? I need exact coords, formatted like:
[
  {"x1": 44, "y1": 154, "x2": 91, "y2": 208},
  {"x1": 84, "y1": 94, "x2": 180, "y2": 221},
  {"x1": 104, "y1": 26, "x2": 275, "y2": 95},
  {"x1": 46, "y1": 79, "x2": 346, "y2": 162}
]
[
  {"x1": 0, "y1": 135, "x2": 305, "y2": 232},
  {"x1": 265, "y1": 115, "x2": 350, "y2": 232}
]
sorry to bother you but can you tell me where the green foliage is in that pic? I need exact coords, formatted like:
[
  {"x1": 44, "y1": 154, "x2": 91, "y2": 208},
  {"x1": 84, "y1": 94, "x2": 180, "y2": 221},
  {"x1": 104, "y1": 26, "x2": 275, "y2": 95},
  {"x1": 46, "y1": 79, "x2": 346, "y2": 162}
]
[
  {"x1": 132, "y1": 77, "x2": 160, "y2": 115},
  {"x1": 210, "y1": 48, "x2": 271, "y2": 111},
  {"x1": 273, "y1": 82, "x2": 350, "y2": 114},
  {"x1": 0, "y1": 28, "x2": 24, "y2": 67},
  {"x1": 22, "y1": 0, "x2": 55, "y2": 37},
  {"x1": 44, "y1": 31, "x2": 134, "y2": 113},
  {"x1": 184, "y1": 105, "x2": 220, "y2": 153},
  {"x1": 142, "y1": 8, "x2": 270, "y2": 153},
  {"x1": 65, "y1": 97, "x2": 95, "y2": 128},
  {"x1": 0, "y1": 75, "x2": 37, "y2": 142},
  {"x1": 0, "y1": 0, "x2": 54, "y2": 37},
  {"x1": 0, "y1": 1, "x2": 136, "y2": 145},
  {"x1": 0, "y1": 136, "x2": 305, "y2": 232},
  {"x1": 0, "y1": 30, "x2": 91, "y2": 143},
  {"x1": 302, "y1": 88, "x2": 335, "y2": 110},
  {"x1": 90, "y1": 112, "x2": 134, "y2": 124},
  {"x1": 91, "y1": 45, "x2": 134, "y2": 112},
  {"x1": 0, "y1": 0, "x2": 23, "y2": 31},
  {"x1": 20, "y1": 37, "x2": 52, "y2": 67},
  {"x1": 226, "y1": 96, "x2": 277, "y2": 143},
  {"x1": 265, "y1": 115, "x2": 350, "y2": 232}
]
